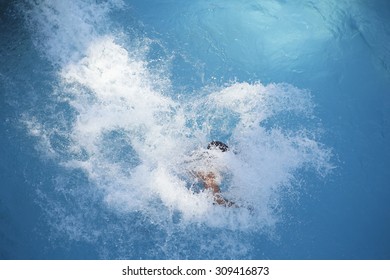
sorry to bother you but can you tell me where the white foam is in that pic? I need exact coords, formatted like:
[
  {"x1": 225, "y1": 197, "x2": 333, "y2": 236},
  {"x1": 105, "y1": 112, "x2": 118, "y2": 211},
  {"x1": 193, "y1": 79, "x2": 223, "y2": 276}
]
[
  {"x1": 23, "y1": 0, "x2": 333, "y2": 235},
  {"x1": 23, "y1": 0, "x2": 124, "y2": 66}
]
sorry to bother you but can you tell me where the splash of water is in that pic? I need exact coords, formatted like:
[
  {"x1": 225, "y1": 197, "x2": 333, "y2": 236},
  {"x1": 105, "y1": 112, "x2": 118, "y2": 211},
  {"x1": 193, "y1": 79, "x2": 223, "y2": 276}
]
[{"x1": 22, "y1": 0, "x2": 333, "y2": 258}]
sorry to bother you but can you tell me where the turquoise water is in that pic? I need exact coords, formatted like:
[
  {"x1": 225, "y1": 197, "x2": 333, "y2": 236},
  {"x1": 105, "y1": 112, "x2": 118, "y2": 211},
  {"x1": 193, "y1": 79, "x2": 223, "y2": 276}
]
[{"x1": 1, "y1": 0, "x2": 389, "y2": 259}]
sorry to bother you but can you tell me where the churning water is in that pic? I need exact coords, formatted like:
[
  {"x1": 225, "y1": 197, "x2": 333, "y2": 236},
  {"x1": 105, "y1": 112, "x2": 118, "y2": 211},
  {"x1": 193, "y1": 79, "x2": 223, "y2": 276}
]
[{"x1": 1, "y1": 0, "x2": 389, "y2": 259}]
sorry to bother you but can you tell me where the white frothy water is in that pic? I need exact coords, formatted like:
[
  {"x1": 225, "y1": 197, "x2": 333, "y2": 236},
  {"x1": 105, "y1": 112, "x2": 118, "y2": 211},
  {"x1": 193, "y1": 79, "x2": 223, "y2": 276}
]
[{"x1": 22, "y1": 0, "x2": 333, "y2": 253}]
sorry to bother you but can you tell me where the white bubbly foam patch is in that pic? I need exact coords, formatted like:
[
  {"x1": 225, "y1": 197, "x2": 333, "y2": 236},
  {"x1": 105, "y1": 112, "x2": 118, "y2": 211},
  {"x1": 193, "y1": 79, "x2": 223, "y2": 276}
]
[{"x1": 24, "y1": 0, "x2": 333, "y2": 232}]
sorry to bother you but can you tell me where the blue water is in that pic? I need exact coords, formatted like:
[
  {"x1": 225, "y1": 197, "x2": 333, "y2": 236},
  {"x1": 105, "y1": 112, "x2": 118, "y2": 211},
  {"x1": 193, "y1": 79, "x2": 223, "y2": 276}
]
[{"x1": 1, "y1": 0, "x2": 389, "y2": 259}]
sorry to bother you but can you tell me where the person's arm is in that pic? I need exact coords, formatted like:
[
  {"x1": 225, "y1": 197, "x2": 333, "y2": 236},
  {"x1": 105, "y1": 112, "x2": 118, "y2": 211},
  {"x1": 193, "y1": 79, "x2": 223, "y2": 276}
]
[
  {"x1": 201, "y1": 172, "x2": 221, "y2": 193},
  {"x1": 202, "y1": 173, "x2": 237, "y2": 207}
]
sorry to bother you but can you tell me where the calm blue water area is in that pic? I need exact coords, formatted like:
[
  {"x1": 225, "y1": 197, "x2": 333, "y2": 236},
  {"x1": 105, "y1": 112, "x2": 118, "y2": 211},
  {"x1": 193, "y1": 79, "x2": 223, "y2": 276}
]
[{"x1": 1, "y1": 0, "x2": 390, "y2": 259}]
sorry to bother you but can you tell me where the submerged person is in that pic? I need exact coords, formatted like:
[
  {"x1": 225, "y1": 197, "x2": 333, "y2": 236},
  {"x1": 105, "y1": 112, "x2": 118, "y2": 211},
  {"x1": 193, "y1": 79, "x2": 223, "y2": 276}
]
[{"x1": 191, "y1": 141, "x2": 236, "y2": 207}]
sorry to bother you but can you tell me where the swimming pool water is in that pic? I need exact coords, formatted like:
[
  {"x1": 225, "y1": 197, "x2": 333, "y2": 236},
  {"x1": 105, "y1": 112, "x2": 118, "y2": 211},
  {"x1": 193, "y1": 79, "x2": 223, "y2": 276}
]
[{"x1": 1, "y1": 0, "x2": 389, "y2": 259}]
